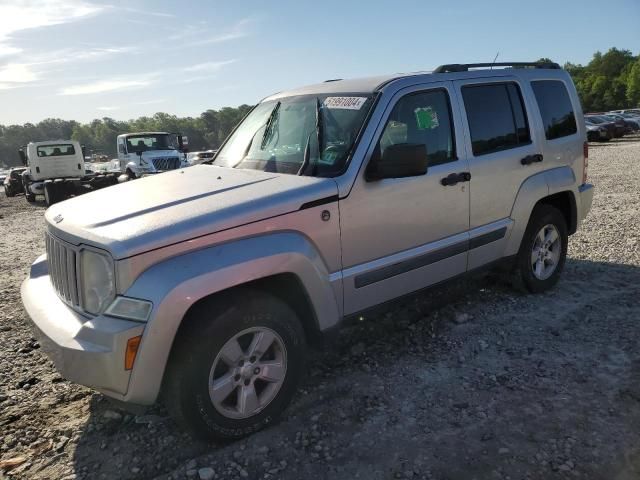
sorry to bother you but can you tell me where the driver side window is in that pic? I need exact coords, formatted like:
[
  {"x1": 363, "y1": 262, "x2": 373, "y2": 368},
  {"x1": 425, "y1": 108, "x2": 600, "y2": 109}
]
[{"x1": 379, "y1": 89, "x2": 456, "y2": 167}]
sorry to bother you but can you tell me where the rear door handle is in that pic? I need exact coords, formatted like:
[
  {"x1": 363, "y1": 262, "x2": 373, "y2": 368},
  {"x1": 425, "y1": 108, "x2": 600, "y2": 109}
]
[
  {"x1": 441, "y1": 172, "x2": 471, "y2": 186},
  {"x1": 521, "y1": 154, "x2": 543, "y2": 165}
]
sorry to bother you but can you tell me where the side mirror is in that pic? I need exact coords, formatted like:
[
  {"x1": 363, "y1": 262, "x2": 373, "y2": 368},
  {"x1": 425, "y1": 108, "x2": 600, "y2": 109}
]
[
  {"x1": 365, "y1": 143, "x2": 428, "y2": 181},
  {"x1": 81, "y1": 145, "x2": 87, "y2": 158},
  {"x1": 18, "y1": 149, "x2": 26, "y2": 166},
  {"x1": 178, "y1": 135, "x2": 189, "y2": 153}
]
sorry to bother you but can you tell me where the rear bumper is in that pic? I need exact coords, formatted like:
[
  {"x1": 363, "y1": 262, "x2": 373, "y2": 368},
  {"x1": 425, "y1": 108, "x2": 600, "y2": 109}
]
[
  {"x1": 577, "y1": 183, "x2": 594, "y2": 224},
  {"x1": 21, "y1": 255, "x2": 145, "y2": 399}
]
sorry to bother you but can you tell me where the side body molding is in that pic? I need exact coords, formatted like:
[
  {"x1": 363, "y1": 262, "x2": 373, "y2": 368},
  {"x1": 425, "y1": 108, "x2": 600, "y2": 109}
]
[
  {"x1": 505, "y1": 166, "x2": 576, "y2": 257},
  {"x1": 122, "y1": 232, "x2": 340, "y2": 405}
]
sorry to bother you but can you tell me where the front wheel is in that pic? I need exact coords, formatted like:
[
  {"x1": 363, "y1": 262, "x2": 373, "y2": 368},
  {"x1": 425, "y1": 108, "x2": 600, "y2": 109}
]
[
  {"x1": 514, "y1": 204, "x2": 568, "y2": 293},
  {"x1": 4, "y1": 185, "x2": 15, "y2": 197},
  {"x1": 163, "y1": 290, "x2": 306, "y2": 441}
]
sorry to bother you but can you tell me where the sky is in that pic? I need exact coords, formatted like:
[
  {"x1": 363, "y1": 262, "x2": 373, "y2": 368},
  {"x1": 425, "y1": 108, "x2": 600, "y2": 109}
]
[{"x1": 0, "y1": 0, "x2": 638, "y2": 125}]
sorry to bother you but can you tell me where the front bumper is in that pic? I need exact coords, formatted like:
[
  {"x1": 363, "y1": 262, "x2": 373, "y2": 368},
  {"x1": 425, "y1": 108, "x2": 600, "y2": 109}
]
[
  {"x1": 21, "y1": 254, "x2": 145, "y2": 399},
  {"x1": 578, "y1": 183, "x2": 594, "y2": 223}
]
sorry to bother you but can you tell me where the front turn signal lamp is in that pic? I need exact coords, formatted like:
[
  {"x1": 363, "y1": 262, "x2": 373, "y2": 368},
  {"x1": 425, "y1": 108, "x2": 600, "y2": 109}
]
[{"x1": 125, "y1": 335, "x2": 142, "y2": 370}]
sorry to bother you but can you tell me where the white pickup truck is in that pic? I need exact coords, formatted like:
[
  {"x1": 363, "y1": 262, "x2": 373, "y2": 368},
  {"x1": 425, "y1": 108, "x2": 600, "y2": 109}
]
[{"x1": 113, "y1": 132, "x2": 189, "y2": 179}]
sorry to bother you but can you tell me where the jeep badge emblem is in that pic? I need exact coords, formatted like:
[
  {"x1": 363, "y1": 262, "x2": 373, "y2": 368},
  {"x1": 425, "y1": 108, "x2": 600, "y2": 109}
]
[
  {"x1": 321, "y1": 210, "x2": 330, "y2": 221},
  {"x1": 53, "y1": 214, "x2": 63, "y2": 224}
]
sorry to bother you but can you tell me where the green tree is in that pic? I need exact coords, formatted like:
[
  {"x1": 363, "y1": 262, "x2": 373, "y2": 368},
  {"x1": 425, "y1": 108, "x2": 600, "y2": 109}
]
[{"x1": 627, "y1": 58, "x2": 640, "y2": 106}]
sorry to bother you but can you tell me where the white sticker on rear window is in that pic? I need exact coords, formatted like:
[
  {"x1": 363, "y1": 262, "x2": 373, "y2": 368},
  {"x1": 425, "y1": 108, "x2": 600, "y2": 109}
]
[{"x1": 324, "y1": 97, "x2": 367, "y2": 110}]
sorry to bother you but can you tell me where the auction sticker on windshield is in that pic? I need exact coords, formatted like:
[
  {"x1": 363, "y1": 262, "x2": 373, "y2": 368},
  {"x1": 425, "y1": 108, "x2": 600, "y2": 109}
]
[{"x1": 324, "y1": 97, "x2": 367, "y2": 110}]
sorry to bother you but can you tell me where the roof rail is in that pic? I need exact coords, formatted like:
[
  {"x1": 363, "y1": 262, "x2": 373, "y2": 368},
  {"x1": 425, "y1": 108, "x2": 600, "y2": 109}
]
[{"x1": 433, "y1": 62, "x2": 561, "y2": 73}]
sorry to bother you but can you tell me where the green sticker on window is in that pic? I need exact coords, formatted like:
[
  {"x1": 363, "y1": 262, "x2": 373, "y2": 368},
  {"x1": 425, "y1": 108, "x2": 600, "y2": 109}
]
[{"x1": 414, "y1": 107, "x2": 439, "y2": 130}]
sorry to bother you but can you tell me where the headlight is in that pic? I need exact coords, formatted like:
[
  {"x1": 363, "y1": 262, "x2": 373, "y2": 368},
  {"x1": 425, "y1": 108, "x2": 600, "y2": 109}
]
[{"x1": 80, "y1": 249, "x2": 115, "y2": 314}]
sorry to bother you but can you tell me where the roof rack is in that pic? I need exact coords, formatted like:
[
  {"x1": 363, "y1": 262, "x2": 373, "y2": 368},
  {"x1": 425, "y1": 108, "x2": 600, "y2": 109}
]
[{"x1": 433, "y1": 62, "x2": 561, "y2": 73}]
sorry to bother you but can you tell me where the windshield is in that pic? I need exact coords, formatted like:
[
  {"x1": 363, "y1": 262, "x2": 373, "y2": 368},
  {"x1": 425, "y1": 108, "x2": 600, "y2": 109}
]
[
  {"x1": 126, "y1": 134, "x2": 176, "y2": 152},
  {"x1": 214, "y1": 94, "x2": 375, "y2": 176}
]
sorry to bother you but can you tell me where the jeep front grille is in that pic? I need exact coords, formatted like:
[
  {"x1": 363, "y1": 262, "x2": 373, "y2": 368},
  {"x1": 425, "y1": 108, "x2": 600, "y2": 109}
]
[
  {"x1": 45, "y1": 233, "x2": 80, "y2": 307},
  {"x1": 151, "y1": 157, "x2": 180, "y2": 171}
]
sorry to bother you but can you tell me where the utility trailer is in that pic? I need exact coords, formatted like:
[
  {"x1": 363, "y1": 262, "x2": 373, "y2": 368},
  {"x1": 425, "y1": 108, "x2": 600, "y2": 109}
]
[{"x1": 19, "y1": 140, "x2": 119, "y2": 206}]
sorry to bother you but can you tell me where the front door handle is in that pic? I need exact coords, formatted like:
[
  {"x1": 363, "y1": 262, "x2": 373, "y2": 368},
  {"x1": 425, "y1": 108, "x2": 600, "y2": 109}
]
[
  {"x1": 441, "y1": 172, "x2": 471, "y2": 186},
  {"x1": 521, "y1": 154, "x2": 543, "y2": 166}
]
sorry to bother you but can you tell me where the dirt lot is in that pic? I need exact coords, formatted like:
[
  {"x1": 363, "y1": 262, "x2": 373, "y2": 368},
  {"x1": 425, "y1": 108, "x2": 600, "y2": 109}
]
[{"x1": 1, "y1": 136, "x2": 640, "y2": 480}]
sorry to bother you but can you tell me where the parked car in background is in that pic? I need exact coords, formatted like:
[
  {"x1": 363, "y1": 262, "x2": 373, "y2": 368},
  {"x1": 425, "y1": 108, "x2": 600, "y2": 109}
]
[
  {"x1": 586, "y1": 123, "x2": 610, "y2": 142},
  {"x1": 605, "y1": 113, "x2": 639, "y2": 133},
  {"x1": 585, "y1": 115, "x2": 617, "y2": 139},
  {"x1": 188, "y1": 150, "x2": 218, "y2": 165},
  {"x1": 0, "y1": 169, "x2": 8, "y2": 185},
  {"x1": 609, "y1": 109, "x2": 640, "y2": 116},
  {"x1": 3, "y1": 167, "x2": 27, "y2": 197},
  {"x1": 597, "y1": 114, "x2": 629, "y2": 136},
  {"x1": 22, "y1": 61, "x2": 594, "y2": 441},
  {"x1": 611, "y1": 112, "x2": 640, "y2": 129}
]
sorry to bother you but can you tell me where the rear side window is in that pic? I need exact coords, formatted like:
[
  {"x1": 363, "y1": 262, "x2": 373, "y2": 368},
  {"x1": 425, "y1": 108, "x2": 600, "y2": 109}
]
[
  {"x1": 531, "y1": 80, "x2": 577, "y2": 140},
  {"x1": 462, "y1": 82, "x2": 531, "y2": 156}
]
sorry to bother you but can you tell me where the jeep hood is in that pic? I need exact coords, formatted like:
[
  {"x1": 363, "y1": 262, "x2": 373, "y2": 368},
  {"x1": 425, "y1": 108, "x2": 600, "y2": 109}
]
[{"x1": 45, "y1": 165, "x2": 338, "y2": 259}]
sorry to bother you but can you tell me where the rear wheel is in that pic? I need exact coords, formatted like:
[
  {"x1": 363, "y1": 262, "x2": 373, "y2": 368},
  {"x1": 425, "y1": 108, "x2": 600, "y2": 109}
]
[
  {"x1": 43, "y1": 182, "x2": 59, "y2": 206},
  {"x1": 126, "y1": 169, "x2": 136, "y2": 181},
  {"x1": 4, "y1": 185, "x2": 15, "y2": 197},
  {"x1": 514, "y1": 204, "x2": 568, "y2": 293},
  {"x1": 164, "y1": 290, "x2": 306, "y2": 441}
]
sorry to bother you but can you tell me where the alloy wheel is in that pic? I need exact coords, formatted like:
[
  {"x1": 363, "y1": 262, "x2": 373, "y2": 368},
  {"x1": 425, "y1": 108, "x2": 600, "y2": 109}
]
[
  {"x1": 530, "y1": 224, "x2": 561, "y2": 280},
  {"x1": 208, "y1": 327, "x2": 287, "y2": 419}
]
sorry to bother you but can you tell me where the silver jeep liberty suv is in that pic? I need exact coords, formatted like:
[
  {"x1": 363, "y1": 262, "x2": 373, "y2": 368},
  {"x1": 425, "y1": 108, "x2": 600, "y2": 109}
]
[{"x1": 22, "y1": 62, "x2": 594, "y2": 440}]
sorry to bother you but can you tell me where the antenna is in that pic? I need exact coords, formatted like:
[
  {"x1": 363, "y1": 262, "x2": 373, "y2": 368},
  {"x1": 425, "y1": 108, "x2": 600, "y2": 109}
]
[{"x1": 491, "y1": 52, "x2": 500, "y2": 69}]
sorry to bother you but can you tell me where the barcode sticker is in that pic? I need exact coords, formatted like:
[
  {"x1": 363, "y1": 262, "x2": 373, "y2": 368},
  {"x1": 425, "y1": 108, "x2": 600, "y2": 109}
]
[{"x1": 324, "y1": 97, "x2": 367, "y2": 110}]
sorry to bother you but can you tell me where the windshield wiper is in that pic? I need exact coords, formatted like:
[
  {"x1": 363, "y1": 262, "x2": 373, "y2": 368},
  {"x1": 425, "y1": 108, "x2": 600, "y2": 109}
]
[
  {"x1": 260, "y1": 101, "x2": 281, "y2": 150},
  {"x1": 297, "y1": 132, "x2": 313, "y2": 175},
  {"x1": 298, "y1": 98, "x2": 324, "y2": 176},
  {"x1": 309, "y1": 98, "x2": 324, "y2": 176}
]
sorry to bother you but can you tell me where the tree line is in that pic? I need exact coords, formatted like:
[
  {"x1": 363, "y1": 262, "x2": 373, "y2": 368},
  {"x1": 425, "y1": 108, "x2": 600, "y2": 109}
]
[
  {"x1": 0, "y1": 106, "x2": 253, "y2": 168},
  {"x1": 1, "y1": 48, "x2": 639, "y2": 168}
]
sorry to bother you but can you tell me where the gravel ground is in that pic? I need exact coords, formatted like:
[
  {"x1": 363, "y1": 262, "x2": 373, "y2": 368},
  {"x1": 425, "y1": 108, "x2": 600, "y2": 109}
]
[{"x1": 1, "y1": 135, "x2": 639, "y2": 480}]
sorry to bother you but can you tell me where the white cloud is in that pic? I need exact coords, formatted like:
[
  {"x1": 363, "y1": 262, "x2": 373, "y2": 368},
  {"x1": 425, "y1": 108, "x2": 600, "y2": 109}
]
[
  {"x1": 30, "y1": 45, "x2": 138, "y2": 67},
  {"x1": 0, "y1": 63, "x2": 37, "y2": 83},
  {"x1": 95, "y1": 98, "x2": 165, "y2": 111},
  {"x1": 0, "y1": 0, "x2": 103, "y2": 58},
  {"x1": 184, "y1": 60, "x2": 237, "y2": 73},
  {"x1": 172, "y1": 18, "x2": 253, "y2": 47},
  {"x1": 59, "y1": 78, "x2": 151, "y2": 96},
  {"x1": 117, "y1": 6, "x2": 174, "y2": 18},
  {"x1": 135, "y1": 99, "x2": 165, "y2": 105}
]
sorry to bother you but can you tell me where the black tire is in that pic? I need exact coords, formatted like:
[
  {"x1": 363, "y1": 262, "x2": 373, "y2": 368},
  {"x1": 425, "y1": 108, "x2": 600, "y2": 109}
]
[
  {"x1": 514, "y1": 204, "x2": 568, "y2": 293},
  {"x1": 163, "y1": 289, "x2": 306, "y2": 441},
  {"x1": 107, "y1": 174, "x2": 119, "y2": 186},
  {"x1": 4, "y1": 185, "x2": 15, "y2": 197},
  {"x1": 126, "y1": 169, "x2": 136, "y2": 180},
  {"x1": 25, "y1": 189, "x2": 36, "y2": 203},
  {"x1": 23, "y1": 178, "x2": 36, "y2": 203},
  {"x1": 43, "y1": 182, "x2": 58, "y2": 206}
]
